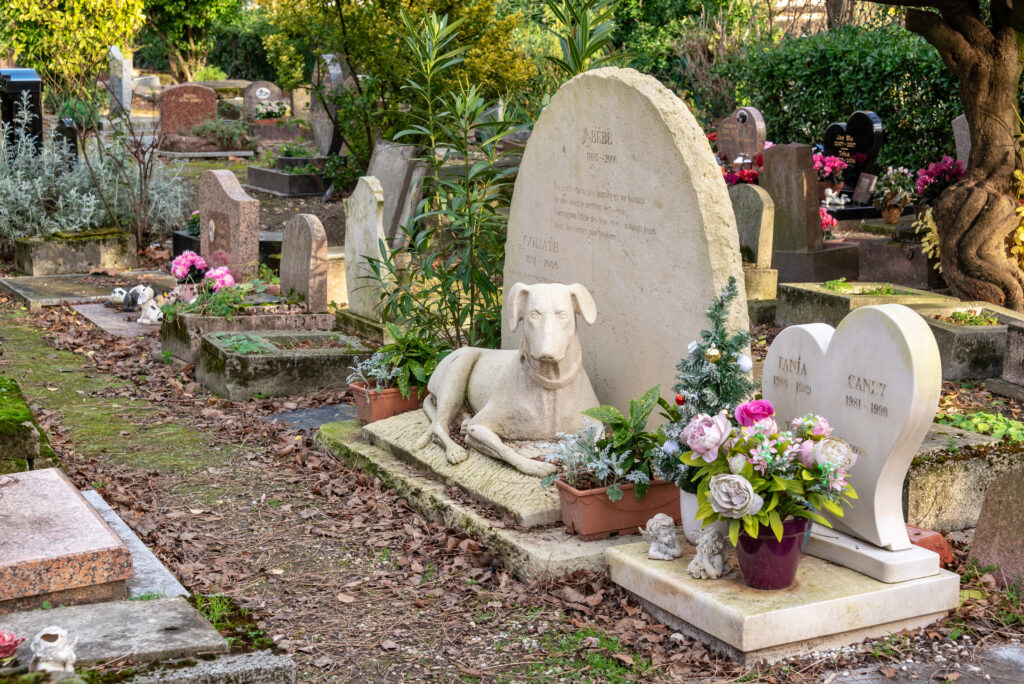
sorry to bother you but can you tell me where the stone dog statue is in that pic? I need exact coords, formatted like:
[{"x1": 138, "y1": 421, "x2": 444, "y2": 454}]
[
  {"x1": 687, "y1": 528, "x2": 733, "y2": 580},
  {"x1": 417, "y1": 282, "x2": 600, "y2": 477}
]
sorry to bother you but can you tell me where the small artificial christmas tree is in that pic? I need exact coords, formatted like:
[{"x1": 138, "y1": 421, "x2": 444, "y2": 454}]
[{"x1": 656, "y1": 276, "x2": 755, "y2": 490}]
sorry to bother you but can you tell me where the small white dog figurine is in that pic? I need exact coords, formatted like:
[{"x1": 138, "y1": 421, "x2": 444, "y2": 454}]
[
  {"x1": 687, "y1": 528, "x2": 733, "y2": 580},
  {"x1": 122, "y1": 284, "x2": 155, "y2": 311},
  {"x1": 109, "y1": 287, "x2": 127, "y2": 306},
  {"x1": 137, "y1": 298, "x2": 164, "y2": 324},
  {"x1": 639, "y1": 513, "x2": 682, "y2": 561},
  {"x1": 30, "y1": 626, "x2": 77, "y2": 673}
]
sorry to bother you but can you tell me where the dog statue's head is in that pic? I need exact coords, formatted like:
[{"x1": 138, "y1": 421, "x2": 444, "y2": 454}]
[{"x1": 507, "y1": 282, "x2": 596, "y2": 364}]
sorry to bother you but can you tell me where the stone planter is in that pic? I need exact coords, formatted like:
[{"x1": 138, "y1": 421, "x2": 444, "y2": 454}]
[
  {"x1": 858, "y1": 237, "x2": 944, "y2": 290},
  {"x1": 350, "y1": 382, "x2": 426, "y2": 424},
  {"x1": 916, "y1": 303, "x2": 1024, "y2": 380},
  {"x1": 197, "y1": 331, "x2": 371, "y2": 400},
  {"x1": 245, "y1": 166, "x2": 327, "y2": 197},
  {"x1": 250, "y1": 120, "x2": 303, "y2": 144},
  {"x1": 554, "y1": 479, "x2": 681, "y2": 541},
  {"x1": 276, "y1": 156, "x2": 327, "y2": 172},
  {"x1": 160, "y1": 308, "x2": 336, "y2": 364},
  {"x1": 776, "y1": 282, "x2": 956, "y2": 328},
  {"x1": 15, "y1": 229, "x2": 137, "y2": 276}
]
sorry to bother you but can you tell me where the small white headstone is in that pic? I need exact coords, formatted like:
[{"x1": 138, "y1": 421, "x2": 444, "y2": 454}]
[
  {"x1": 762, "y1": 304, "x2": 941, "y2": 553},
  {"x1": 108, "y1": 46, "x2": 133, "y2": 115},
  {"x1": 344, "y1": 176, "x2": 388, "y2": 320},
  {"x1": 503, "y1": 67, "x2": 747, "y2": 414}
]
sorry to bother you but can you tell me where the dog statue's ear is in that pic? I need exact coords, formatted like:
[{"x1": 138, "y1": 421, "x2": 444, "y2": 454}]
[
  {"x1": 568, "y1": 283, "x2": 597, "y2": 325},
  {"x1": 507, "y1": 282, "x2": 530, "y2": 332}
]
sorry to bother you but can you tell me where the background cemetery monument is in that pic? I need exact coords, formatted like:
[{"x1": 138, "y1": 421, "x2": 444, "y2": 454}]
[
  {"x1": 198, "y1": 170, "x2": 260, "y2": 280},
  {"x1": 503, "y1": 66, "x2": 748, "y2": 414}
]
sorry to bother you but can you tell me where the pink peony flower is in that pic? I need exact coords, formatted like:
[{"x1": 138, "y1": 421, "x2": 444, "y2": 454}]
[
  {"x1": 0, "y1": 632, "x2": 24, "y2": 659},
  {"x1": 682, "y1": 413, "x2": 732, "y2": 463},
  {"x1": 170, "y1": 251, "x2": 207, "y2": 280},
  {"x1": 810, "y1": 416, "x2": 831, "y2": 436},
  {"x1": 792, "y1": 439, "x2": 816, "y2": 468},
  {"x1": 204, "y1": 266, "x2": 235, "y2": 291},
  {"x1": 735, "y1": 400, "x2": 774, "y2": 427}
]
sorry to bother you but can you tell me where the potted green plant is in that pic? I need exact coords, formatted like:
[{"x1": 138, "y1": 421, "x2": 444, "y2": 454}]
[
  {"x1": 541, "y1": 385, "x2": 682, "y2": 541},
  {"x1": 872, "y1": 166, "x2": 915, "y2": 224},
  {"x1": 679, "y1": 402, "x2": 858, "y2": 590},
  {"x1": 347, "y1": 323, "x2": 449, "y2": 424}
]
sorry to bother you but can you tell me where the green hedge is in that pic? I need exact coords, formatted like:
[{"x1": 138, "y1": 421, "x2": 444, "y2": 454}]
[{"x1": 717, "y1": 25, "x2": 961, "y2": 170}]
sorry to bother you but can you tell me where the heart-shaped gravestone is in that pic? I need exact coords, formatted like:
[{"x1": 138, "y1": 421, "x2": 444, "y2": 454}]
[
  {"x1": 717, "y1": 106, "x2": 766, "y2": 166},
  {"x1": 762, "y1": 304, "x2": 940, "y2": 551},
  {"x1": 822, "y1": 110, "x2": 883, "y2": 192}
]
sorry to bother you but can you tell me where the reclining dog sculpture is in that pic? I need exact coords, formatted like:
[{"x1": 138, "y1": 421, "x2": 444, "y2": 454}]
[{"x1": 418, "y1": 282, "x2": 600, "y2": 477}]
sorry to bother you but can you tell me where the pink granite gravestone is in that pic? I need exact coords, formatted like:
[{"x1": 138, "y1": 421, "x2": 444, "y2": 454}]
[
  {"x1": 160, "y1": 84, "x2": 217, "y2": 135},
  {"x1": 280, "y1": 214, "x2": 328, "y2": 313},
  {"x1": 198, "y1": 170, "x2": 260, "y2": 280},
  {"x1": 971, "y1": 466, "x2": 1024, "y2": 586}
]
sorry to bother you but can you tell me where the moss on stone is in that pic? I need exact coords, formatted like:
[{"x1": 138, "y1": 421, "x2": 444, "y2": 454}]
[
  {"x1": 16, "y1": 227, "x2": 129, "y2": 244},
  {"x1": 0, "y1": 375, "x2": 55, "y2": 470}
]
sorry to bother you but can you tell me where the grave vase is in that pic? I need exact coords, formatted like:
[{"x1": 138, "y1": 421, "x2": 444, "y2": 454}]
[
  {"x1": 735, "y1": 517, "x2": 809, "y2": 590},
  {"x1": 349, "y1": 381, "x2": 426, "y2": 424},
  {"x1": 679, "y1": 490, "x2": 730, "y2": 545},
  {"x1": 881, "y1": 206, "x2": 902, "y2": 224}
]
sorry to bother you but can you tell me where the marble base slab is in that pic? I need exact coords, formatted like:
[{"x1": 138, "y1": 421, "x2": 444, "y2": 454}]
[
  {"x1": 606, "y1": 541, "x2": 959, "y2": 665},
  {"x1": 362, "y1": 410, "x2": 561, "y2": 528},
  {"x1": 807, "y1": 525, "x2": 941, "y2": 583},
  {"x1": 0, "y1": 468, "x2": 133, "y2": 612},
  {"x1": 0, "y1": 270, "x2": 176, "y2": 311}
]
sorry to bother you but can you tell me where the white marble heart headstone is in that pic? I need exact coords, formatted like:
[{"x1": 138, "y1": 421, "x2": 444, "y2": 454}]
[{"x1": 763, "y1": 304, "x2": 941, "y2": 551}]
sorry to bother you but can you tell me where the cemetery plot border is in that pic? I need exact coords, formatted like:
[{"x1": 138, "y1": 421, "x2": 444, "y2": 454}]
[
  {"x1": 15, "y1": 229, "x2": 137, "y2": 277},
  {"x1": 776, "y1": 282, "x2": 956, "y2": 327},
  {"x1": 916, "y1": 302, "x2": 1024, "y2": 380}
]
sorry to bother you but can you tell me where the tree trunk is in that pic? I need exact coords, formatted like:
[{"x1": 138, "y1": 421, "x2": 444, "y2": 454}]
[{"x1": 931, "y1": 29, "x2": 1024, "y2": 309}]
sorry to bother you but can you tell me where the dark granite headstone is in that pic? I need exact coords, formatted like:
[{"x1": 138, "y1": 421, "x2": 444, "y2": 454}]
[
  {"x1": 160, "y1": 84, "x2": 217, "y2": 135},
  {"x1": 0, "y1": 68, "x2": 43, "y2": 153},
  {"x1": 717, "y1": 106, "x2": 766, "y2": 165},
  {"x1": 823, "y1": 110, "x2": 883, "y2": 193}
]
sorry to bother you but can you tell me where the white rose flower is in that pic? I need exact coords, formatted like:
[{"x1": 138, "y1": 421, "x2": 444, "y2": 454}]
[
  {"x1": 737, "y1": 353, "x2": 753, "y2": 373},
  {"x1": 813, "y1": 437, "x2": 858, "y2": 472},
  {"x1": 708, "y1": 473, "x2": 764, "y2": 518},
  {"x1": 727, "y1": 454, "x2": 747, "y2": 474}
]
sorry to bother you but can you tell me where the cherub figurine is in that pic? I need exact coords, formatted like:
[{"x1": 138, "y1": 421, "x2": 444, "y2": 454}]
[
  {"x1": 638, "y1": 513, "x2": 682, "y2": 561},
  {"x1": 30, "y1": 627, "x2": 77, "y2": 673},
  {"x1": 687, "y1": 528, "x2": 733, "y2": 579},
  {"x1": 823, "y1": 188, "x2": 849, "y2": 207}
]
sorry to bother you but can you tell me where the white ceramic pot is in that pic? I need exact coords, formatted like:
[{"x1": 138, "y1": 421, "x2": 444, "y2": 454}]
[{"x1": 679, "y1": 488, "x2": 730, "y2": 544}]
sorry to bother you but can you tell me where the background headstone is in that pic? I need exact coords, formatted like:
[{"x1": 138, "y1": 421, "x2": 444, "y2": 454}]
[
  {"x1": 280, "y1": 214, "x2": 328, "y2": 313},
  {"x1": 198, "y1": 170, "x2": 260, "y2": 280},
  {"x1": 971, "y1": 466, "x2": 1024, "y2": 586},
  {"x1": 243, "y1": 80, "x2": 284, "y2": 119},
  {"x1": 108, "y1": 46, "x2": 133, "y2": 116},
  {"x1": 729, "y1": 184, "x2": 774, "y2": 267},
  {"x1": 503, "y1": 67, "x2": 748, "y2": 414},
  {"x1": 310, "y1": 54, "x2": 348, "y2": 156},
  {"x1": 760, "y1": 143, "x2": 820, "y2": 252},
  {"x1": 716, "y1": 106, "x2": 766, "y2": 165},
  {"x1": 160, "y1": 84, "x2": 217, "y2": 135},
  {"x1": 0, "y1": 68, "x2": 43, "y2": 152},
  {"x1": 365, "y1": 141, "x2": 426, "y2": 245},
  {"x1": 762, "y1": 304, "x2": 941, "y2": 551},
  {"x1": 953, "y1": 114, "x2": 971, "y2": 163},
  {"x1": 823, "y1": 110, "x2": 883, "y2": 193},
  {"x1": 290, "y1": 87, "x2": 311, "y2": 121},
  {"x1": 344, "y1": 176, "x2": 388, "y2": 320}
]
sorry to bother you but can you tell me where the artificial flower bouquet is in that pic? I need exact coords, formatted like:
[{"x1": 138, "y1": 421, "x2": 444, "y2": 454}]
[{"x1": 677, "y1": 400, "x2": 858, "y2": 547}]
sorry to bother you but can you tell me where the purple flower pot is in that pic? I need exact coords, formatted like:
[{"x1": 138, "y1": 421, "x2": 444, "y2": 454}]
[{"x1": 736, "y1": 517, "x2": 810, "y2": 590}]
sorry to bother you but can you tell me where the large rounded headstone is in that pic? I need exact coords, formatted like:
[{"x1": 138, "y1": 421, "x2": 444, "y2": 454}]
[
  {"x1": 311, "y1": 54, "x2": 346, "y2": 156},
  {"x1": 502, "y1": 67, "x2": 747, "y2": 414}
]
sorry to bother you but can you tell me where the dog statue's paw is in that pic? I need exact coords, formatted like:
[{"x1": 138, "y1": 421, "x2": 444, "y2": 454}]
[
  {"x1": 518, "y1": 459, "x2": 557, "y2": 478},
  {"x1": 446, "y1": 445, "x2": 469, "y2": 465}
]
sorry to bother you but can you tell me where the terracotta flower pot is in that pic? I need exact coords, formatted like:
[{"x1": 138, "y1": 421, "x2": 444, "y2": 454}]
[
  {"x1": 735, "y1": 517, "x2": 810, "y2": 590},
  {"x1": 817, "y1": 181, "x2": 842, "y2": 202},
  {"x1": 881, "y1": 206, "x2": 902, "y2": 224},
  {"x1": 349, "y1": 381, "x2": 426, "y2": 425},
  {"x1": 554, "y1": 479, "x2": 681, "y2": 541}
]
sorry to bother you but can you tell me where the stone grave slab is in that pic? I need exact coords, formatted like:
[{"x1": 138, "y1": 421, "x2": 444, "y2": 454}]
[
  {"x1": 0, "y1": 271, "x2": 177, "y2": 311},
  {"x1": 858, "y1": 237, "x2": 943, "y2": 291},
  {"x1": 317, "y1": 420, "x2": 650, "y2": 579},
  {"x1": 776, "y1": 282, "x2": 956, "y2": 328},
  {"x1": 823, "y1": 110, "x2": 883, "y2": 193},
  {"x1": 81, "y1": 489, "x2": 188, "y2": 599},
  {"x1": 160, "y1": 84, "x2": 217, "y2": 135},
  {"x1": 2, "y1": 597, "x2": 227, "y2": 667},
  {"x1": 133, "y1": 650, "x2": 297, "y2": 683},
  {"x1": 971, "y1": 466, "x2": 1024, "y2": 586},
  {"x1": 503, "y1": 67, "x2": 747, "y2": 415},
  {"x1": 763, "y1": 304, "x2": 942, "y2": 582},
  {"x1": 280, "y1": 213, "x2": 328, "y2": 313},
  {"x1": 362, "y1": 410, "x2": 561, "y2": 528},
  {"x1": 606, "y1": 542, "x2": 959, "y2": 666},
  {"x1": 0, "y1": 468, "x2": 133, "y2": 612},
  {"x1": 761, "y1": 143, "x2": 820, "y2": 252},
  {"x1": 986, "y1": 322, "x2": 1024, "y2": 401},
  {"x1": 269, "y1": 403, "x2": 357, "y2": 431},
  {"x1": 199, "y1": 169, "x2": 260, "y2": 279},
  {"x1": 15, "y1": 229, "x2": 137, "y2": 276},
  {"x1": 344, "y1": 176, "x2": 388, "y2": 320},
  {"x1": 73, "y1": 303, "x2": 156, "y2": 337},
  {"x1": 716, "y1": 106, "x2": 765, "y2": 165}
]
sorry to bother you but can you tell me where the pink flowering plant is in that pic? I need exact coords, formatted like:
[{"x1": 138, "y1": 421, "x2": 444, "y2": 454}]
[
  {"x1": 204, "y1": 266, "x2": 235, "y2": 291},
  {"x1": 813, "y1": 154, "x2": 848, "y2": 184},
  {"x1": 679, "y1": 402, "x2": 858, "y2": 545},
  {"x1": 819, "y1": 207, "x2": 837, "y2": 236},
  {"x1": 915, "y1": 156, "x2": 965, "y2": 204},
  {"x1": 170, "y1": 250, "x2": 207, "y2": 282}
]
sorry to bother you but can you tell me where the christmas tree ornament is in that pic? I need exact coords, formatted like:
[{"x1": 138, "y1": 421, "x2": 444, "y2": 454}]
[
  {"x1": 675, "y1": 393, "x2": 685, "y2": 406},
  {"x1": 705, "y1": 345, "x2": 722, "y2": 363}
]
